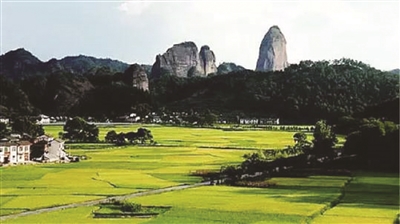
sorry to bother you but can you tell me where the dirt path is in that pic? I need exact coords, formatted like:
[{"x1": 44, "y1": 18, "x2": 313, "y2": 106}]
[{"x1": 0, "y1": 181, "x2": 211, "y2": 221}]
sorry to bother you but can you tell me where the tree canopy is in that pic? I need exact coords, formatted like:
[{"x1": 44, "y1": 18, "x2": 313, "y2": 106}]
[
  {"x1": 62, "y1": 117, "x2": 99, "y2": 142},
  {"x1": 11, "y1": 116, "x2": 44, "y2": 138}
]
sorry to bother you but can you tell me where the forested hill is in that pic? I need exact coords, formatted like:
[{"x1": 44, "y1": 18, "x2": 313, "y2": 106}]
[
  {"x1": 0, "y1": 48, "x2": 129, "y2": 79},
  {"x1": 0, "y1": 56, "x2": 398, "y2": 124},
  {"x1": 151, "y1": 59, "x2": 399, "y2": 124}
]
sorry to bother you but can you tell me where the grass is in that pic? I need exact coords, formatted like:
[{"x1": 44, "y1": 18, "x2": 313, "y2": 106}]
[
  {"x1": 1, "y1": 125, "x2": 398, "y2": 223},
  {"x1": 2, "y1": 125, "x2": 261, "y2": 217},
  {"x1": 3, "y1": 176, "x2": 350, "y2": 223},
  {"x1": 312, "y1": 172, "x2": 399, "y2": 224},
  {"x1": 45, "y1": 125, "x2": 298, "y2": 149}
]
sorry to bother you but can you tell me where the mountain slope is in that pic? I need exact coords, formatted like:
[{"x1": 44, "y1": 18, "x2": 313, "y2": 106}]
[{"x1": 0, "y1": 48, "x2": 129, "y2": 79}]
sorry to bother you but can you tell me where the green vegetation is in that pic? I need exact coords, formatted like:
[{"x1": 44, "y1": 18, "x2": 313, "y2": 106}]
[
  {"x1": 313, "y1": 172, "x2": 399, "y2": 224},
  {"x1": 343, "y1": 118, "x2": 399, "y2": 171},
  {"x1": 1, "y1": 125, "x2": 260, "y2": 217},
  {"x1": 1, "y1": 55, "x2": 398, "y2": 125},
  {"x1": 62, "y1": 117, "x2": 99, "y2": 142},
  {"x1": 106, "y1": 127, "x2": 154, "y2": 145},
  {"x1": 92, "y1": 199, "x2": 171, "y2": 218},
  {"x1": 0, "y1": 125, "x2": 398, "y2": 223},
  {"x1": 11, "y1": 116, "x2": 44, "y2": 137},
  {"x1": 151, "y1": 59, "x2": 399, "y2": 124}
]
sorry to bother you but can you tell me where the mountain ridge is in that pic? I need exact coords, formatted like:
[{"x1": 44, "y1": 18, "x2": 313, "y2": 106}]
[{"x1": 0, "y1": 48, "x2": 130, "y2": 79}]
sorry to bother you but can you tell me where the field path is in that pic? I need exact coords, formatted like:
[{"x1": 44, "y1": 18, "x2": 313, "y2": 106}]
[{"x1": 0, "y1": 181, "x2": 211, "y2": 221}]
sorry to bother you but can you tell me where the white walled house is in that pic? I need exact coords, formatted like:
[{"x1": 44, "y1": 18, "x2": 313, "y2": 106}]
[
  {"x1": 32, "y1": 136, "x2": 69, "y2": 163},
  {"x1": 0, "y1": 117, "x2": 10, "y2": 124},
  {"x1": 37, "y1": 114, "x2": 50, "y2": 124},
  {"x1": 0, "y1": 141, "x2": 32, "y2": 164},
  {"x1": 239, "y1": 117, "x2": 280, "y2": 125},
  {"x1": 42, "y1": 139, "x2": 69, "y2": 162}
]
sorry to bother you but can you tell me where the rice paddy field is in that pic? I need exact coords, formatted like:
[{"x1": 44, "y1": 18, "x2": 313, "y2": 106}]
[{"x1": 1, "y1": 125, "x2": 398, "y2": 223}]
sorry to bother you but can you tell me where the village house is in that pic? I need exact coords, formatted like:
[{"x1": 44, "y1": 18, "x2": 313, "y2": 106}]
[
  {"x1": 239, "y1": 118, "x2": 259, "y2": 125},
  {"x1": 0, "y1": 140, "x2": 32, "y2": 164},
  {"x1": 36, "y1": 114, "x2": 50, "y2": 124},
  {"x1": 259, "y1": 118, "x2": 280, "y2": 125},
  {"x1": 239, "y1": 117, "x2": 280, "y2": 125},
  {"x1": 32, "y1": 135, "x2": 69, "y2": 163},
  {"x1": 0, "y1": 117, "x2": 10, "y2": 124}
]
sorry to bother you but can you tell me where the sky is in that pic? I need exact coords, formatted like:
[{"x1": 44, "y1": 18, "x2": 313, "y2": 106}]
[{"x1": 1, "y1": 0, "x2": 399, "y2": 70}]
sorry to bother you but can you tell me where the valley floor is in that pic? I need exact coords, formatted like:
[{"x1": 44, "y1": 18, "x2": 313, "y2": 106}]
[{"x1": 0, "y1": 126, "x2": 398, "y2": 223}]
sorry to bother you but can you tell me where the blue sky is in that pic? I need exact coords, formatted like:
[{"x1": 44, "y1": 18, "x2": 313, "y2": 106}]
[{"x1": 1, "y1": 0, "x2": 399, "y2": 70}]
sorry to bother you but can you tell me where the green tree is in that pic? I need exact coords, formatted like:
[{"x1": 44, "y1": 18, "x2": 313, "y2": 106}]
[
  {"x1": 204, "y1": 111, "x2": 218, "y2": 126},
  {"x1": 11, "y1": 116, "x2": 44, "y2": 138},
  {"x1": 137, "y1": 128, "x2": 154, "y2": 144},
  {"x1": 0, "y1": 122, "x2": 11, "y2": 138},
  {"x1": 105, "y1": 130, "x2": 118, "y2": 143},
  {"x1": 312, "y1": 120, "x2": 338, "y2": 155},
  {"x1": 62, "y1": 117, "x2": 99, "y2": 142},
  {"x1": 344, "y1": 119, "x2": 399, "y2": 170},
  {"x1": 293, "y1": 132, "x2": 311, "y2": 153},
  {"x1": 293, "y1": 132, "x2": 307, "y2": 144}
]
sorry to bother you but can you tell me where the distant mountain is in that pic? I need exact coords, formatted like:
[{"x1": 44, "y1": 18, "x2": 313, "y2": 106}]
[
  {"x1": 0, "y1": 48, "x2": 129, "y2": 79},
  {"x1": 45, "y1": 55, "x2": 129, "y2": 75},
  {"x1": 0, "y1": 48, "x2": 44, "y2": 79},
  {"x1": 217, "y1": 62, "x2": 246, "y2": 75},
  {"x1": 389, "y1": 69, "x2": 399, "y2": 75}
]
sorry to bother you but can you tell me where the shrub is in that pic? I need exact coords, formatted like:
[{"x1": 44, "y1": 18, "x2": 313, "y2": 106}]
[
  {"x1": 235, "y1": 180, "x2": 277, "y2": 188},
  {"x1": 121, "y1": 201, "x2": 142, "y2": 212}
]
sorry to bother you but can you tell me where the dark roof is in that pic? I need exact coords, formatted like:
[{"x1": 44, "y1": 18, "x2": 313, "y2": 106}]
[{"x1": 0, "y1": 141, "x2": 32, "y2": 146}]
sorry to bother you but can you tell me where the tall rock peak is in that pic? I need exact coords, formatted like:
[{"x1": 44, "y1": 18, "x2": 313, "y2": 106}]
[
  {"x1": 256, "y1": 25, "x2": 289, "y2": 71},
  {"x1": 123, "y1": 64, "x2": 149, "y2": 91},
  {"x1": 151, "y1": 42, "x2": 217, "y2": 78},
  {"x1": 199, "y1": 45, "x2": 217, "y2": 76}
]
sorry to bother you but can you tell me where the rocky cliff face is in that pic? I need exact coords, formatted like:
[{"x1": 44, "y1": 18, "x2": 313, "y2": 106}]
[
  {"x1": 123, "y1": 64, "x2": 149, "y2": 91},
  {"x1": 199, "y1": 45, "x2": 217, "y2": 76},
  {"x1": 151, "y1": 42, "x2": 217, "y2": 78},
  {"x1": 256, "y1": 26, "x2": 289, "y2": 71}
]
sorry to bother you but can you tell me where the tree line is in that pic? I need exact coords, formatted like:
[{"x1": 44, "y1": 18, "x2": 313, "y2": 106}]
[
  {"x1": 221, "y1": 117, "x2": 399, "y2": 185},
  {"x1": 0, "y1": 58, "x2": 398, "y2": 125}
]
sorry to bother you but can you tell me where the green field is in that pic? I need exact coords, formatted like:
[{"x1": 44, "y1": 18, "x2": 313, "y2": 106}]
[
  {"x1": 45, "y1": 124, "x2": 299, "y2": 149},
  {"x1": 1, "y1": 125, "x2": 398, "y2": 223},
  {"x1": 313, "y1": 172, "x2": 399, "y2": 224}
]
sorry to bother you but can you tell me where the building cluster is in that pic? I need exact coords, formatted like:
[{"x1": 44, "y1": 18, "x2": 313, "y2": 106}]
[
  {"x1": 239, "y1": 118, "x2": 280, "y2": 125},
  {"x1": 1, "y1": 113, "x2": 280, "y2": 126},
  {"x1": 0, "y1": 134, "x2": 72, "y2": 165}
]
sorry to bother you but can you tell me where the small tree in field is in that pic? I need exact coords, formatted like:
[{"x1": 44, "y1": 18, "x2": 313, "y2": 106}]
[
  {"x1": 137, "y1": 128, "x2": 154, "y2": 144},
  {"x1": 105, "y1": 130, "x2": 118, "y2": 143},
  {"x1": 293, "y1": 132, "x2": 307, "y2": 144},
  {"x1": 63, "y1": 117, "x2": 99, "y2": 142},
  {"x1": 293, "y1": 132, "x2": 311, "y2": 153},
  {"x1": 312, "y1": 120, "x2": 338, "y2": 156}
]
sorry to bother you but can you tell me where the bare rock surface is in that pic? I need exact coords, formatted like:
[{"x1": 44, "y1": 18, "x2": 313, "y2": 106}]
[{"x1": 256, "y1": 26, "x2": 289, "y2": 71}]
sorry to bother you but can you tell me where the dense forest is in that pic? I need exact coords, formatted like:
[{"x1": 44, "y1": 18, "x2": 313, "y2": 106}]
[
  {"x1": 0, "y1": 52, "x2": 398, "y2": 124},
  {"x1": 151, "y1": 59, "x2": 398, "y2": 123}
]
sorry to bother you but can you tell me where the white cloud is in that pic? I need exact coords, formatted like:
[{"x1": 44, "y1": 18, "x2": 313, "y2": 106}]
[{"x1": 118, "y1": 0, "x2": 152, "y2": 15}]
